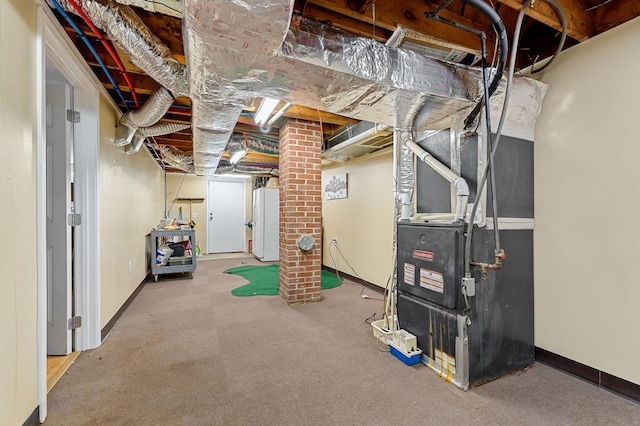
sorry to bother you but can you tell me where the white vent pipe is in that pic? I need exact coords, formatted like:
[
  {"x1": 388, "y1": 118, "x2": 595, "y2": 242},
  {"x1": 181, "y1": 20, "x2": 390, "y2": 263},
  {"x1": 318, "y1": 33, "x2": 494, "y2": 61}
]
[{"x1": 405, "y1": 139, "x2": 469, "y2": 221}]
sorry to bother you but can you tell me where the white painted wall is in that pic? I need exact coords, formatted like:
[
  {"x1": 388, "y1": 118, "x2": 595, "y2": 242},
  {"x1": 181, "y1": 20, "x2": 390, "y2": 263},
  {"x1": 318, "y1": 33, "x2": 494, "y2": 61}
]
[
  {"x1": 99, "y1": 95, "x2": 164, "y2": 327},
  {"x1": 0, "y1": 1, "x2": 38, "y2": 424},
  {"x1": 534, "y1": 17, "x2": 640, "y2": 385},
  {"x1": 321, "y1": 150, "x2": 395, "y2": 288}
]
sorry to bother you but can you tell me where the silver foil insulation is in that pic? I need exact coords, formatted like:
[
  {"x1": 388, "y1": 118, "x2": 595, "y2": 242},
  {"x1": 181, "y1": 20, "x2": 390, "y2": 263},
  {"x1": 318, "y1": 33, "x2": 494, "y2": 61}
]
[
  {"x1": 180, "y1": 0, "x2": 482, "y2": 174},
  {"x1": 279, "y1": 17, "x2": 483, "y2": 130},
  {"x1": 158, "y1": 145, "x2": 195, "y2": 173},
  {"x1": 119, "y1": 87, "x2": 174, "y2": 129},
  {"x1": 182, "y1": 0, "x2": 293, "y2": 175},
  {"x1": 136, "y1": 122, "x2": 190, "y2": 137}
]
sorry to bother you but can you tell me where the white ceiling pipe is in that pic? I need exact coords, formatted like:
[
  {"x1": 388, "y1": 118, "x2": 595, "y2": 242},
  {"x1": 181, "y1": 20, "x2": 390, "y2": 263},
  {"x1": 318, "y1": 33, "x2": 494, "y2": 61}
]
[{"x1": 267, "y1": 102, "x2": 292, "y2": 126}]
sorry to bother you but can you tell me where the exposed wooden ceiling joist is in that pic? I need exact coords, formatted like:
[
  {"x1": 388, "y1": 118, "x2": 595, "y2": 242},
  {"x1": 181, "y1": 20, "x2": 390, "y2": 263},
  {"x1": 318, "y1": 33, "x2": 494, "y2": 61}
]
[
  {"x1": 594, "y1": 0, "x2": 640, "y2": 35},
  {"x1": 496, "y1": 0, "x2": 592, "y2": 41},
  {"x1": 306, "y1": 0, "x2": 496, "y2": 55},
  {"x1": 297, "y1": 3, "x2": 392, "y2": 42}
]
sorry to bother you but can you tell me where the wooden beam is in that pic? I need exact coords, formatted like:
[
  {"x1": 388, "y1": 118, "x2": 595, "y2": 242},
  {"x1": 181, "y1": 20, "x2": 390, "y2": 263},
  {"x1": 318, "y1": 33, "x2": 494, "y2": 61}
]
[
  {"x1": 157, "y1": 114, "x2": 191, "y2": 124},
  {"x1": 308, "y1": 0, "x2": 493, "y2": 54},
  {"x1": 284, "y1": 105, "x2": 358, "y2": 126},
  {"x1": 67, "y1": 31, "x2": 146, "y2": 75},
  {"x1": 496, "y1": 0, "x2": 592, "y2": 41},
  {"x1": 116, "y1": 97, "x2": 191, "y2": 109},
  {"x1": 92, "y1": 65, "x2": 161, "y2": 94},
  {"x1": 594, "y1": 0, "x2": 640, "y2": 35},
  {"x1": 153, "y1": 131, "x2": 192, "y2": 142},
  {"x1": 302, "y1": 3, "x2": 391, "y2": 42},
  {"x1": 134, "y1": 9, "x2": 184, "y2": 56}
]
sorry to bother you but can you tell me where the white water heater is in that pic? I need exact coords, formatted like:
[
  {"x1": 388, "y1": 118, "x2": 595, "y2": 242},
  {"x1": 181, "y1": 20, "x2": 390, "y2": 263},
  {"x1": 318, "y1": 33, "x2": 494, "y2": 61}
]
[{"x1": 252, "y1": 187, "x2": 279, "y2": 262}]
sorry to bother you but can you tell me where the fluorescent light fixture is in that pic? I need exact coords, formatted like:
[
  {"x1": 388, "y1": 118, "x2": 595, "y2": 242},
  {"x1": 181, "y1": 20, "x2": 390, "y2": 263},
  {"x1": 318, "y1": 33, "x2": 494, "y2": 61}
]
[
  {"x1": 229, "y1": 149, "x2": 247, "y2": 164},
  {"x1": 254, "y1": 97, "x2": 279, "y2": 125}
]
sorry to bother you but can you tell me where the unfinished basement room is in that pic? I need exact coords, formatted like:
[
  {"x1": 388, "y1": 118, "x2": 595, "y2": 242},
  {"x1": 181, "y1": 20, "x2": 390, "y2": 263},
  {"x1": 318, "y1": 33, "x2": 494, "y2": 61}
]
[{"x1": 2, "y1": 0, "x2": 640, "y2": 424}]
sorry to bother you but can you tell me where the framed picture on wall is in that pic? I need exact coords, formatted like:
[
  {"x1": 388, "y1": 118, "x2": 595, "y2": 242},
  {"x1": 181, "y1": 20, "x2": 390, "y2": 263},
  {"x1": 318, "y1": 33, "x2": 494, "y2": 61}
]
[{"x1": 324, "y1": 173, "x2": 348, "y2": 200}]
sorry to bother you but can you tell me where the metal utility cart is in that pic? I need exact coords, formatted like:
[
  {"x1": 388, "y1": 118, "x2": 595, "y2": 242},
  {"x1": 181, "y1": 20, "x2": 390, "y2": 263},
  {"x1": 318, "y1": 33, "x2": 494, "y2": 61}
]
[{"x1": 150, "y1": 228, "x2": 197, "y2": 281}]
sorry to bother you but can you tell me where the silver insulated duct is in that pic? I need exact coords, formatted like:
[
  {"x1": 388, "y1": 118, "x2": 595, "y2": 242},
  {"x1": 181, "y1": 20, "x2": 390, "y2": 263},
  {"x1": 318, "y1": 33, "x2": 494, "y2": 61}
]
[
  {"x1": 52, "y1": 0, "x2": 497, "y2": 175},
  {"x1": 180, "y1": 0, "x2": 484, "y2": 174},
  {"x1": 182, "y1": 0, "x2": 293, "y2": 175},
  {"x1": 279, "y1": 17, "x2": 483, "y2": 130}
]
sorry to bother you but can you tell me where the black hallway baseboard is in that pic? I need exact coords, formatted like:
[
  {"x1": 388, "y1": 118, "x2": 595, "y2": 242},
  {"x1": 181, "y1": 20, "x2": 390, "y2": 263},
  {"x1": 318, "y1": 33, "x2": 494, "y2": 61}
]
[
  {"x1": 535, "y1": 347, "x2": 639, "y2": 404},
  {"x1": 22, "y1": 406, "x2": 39, "y2": 426},
  {"x1": 101, "y1": 276, "x2": 148, "y2": 341}
]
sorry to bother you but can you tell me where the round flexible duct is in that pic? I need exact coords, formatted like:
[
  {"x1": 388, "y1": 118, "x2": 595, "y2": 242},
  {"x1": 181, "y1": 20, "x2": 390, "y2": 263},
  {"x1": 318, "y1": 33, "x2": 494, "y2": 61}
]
[
  {"x1": 119, "y1": 87, "x2": 174, "y2": 129},
  {"x1": 136, "y1": 122, "x2": 190, "y2": 137}
]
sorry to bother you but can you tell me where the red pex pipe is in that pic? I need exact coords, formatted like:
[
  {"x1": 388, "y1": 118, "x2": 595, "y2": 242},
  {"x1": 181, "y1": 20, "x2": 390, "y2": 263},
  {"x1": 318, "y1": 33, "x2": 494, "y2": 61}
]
[{"x1": 67, "y1": 0, "x2": 140, "y2": 108}]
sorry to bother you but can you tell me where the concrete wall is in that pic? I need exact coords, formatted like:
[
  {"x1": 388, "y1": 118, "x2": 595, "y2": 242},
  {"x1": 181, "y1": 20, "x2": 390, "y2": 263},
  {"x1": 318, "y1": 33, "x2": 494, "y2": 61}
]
[
  {"x1": 99, "y1": 94, "x2": 164, "y2": 327},
  {"x1": 0, "y1": 1, "x2": 38, "y2": 424},
  {"x1": 321, "y1": 150, "x2": 395, "y2": 288},
  {"x1": 534, "y1": 17, "x2": 640, "y2": 385}
]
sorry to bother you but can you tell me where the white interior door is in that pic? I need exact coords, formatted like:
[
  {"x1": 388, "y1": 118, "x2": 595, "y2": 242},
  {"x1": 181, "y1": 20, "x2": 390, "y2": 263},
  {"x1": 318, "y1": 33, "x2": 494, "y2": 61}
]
[
  {"x1": 46, "y1": 79, "x2": 73, "y2": 356},
  {"x1": 208, "y1": 179, "x2": 246, "y2": 253}
]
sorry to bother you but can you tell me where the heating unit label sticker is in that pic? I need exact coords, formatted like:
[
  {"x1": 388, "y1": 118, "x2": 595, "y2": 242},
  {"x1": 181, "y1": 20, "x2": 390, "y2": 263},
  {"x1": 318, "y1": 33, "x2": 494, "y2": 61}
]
[
  {"x1": 420, "y1": 268, "x2": 444, "y2": 293},
  {"x1": 412, "y1": 249, "x2": 434, "y2": 261},
  {"x1": 404, "y1": 263, "x2": 415, "y2": 286}
]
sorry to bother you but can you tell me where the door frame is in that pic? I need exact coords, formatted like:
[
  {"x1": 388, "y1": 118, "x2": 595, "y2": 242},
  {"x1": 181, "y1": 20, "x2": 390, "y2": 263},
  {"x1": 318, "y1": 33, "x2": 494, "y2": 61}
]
[
  {"x1": 37, "y1": 5, "x2": 102, "y2": 421},
  {"x1": 206, "y1": 175, "x2": 249, "y2": 254}
]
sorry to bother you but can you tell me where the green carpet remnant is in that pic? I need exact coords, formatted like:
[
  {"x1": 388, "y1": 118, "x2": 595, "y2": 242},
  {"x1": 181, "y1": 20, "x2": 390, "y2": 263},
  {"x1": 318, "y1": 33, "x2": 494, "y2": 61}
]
[{"x1": 224, "y1": 264, "x2": 342, "y2": 297}]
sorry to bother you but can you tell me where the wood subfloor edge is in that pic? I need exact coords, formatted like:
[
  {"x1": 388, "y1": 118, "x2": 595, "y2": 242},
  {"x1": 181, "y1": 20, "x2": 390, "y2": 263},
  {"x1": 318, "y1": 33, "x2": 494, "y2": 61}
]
[{"x1": 47, "y1": 352, "x2": 81, "y2": 392}]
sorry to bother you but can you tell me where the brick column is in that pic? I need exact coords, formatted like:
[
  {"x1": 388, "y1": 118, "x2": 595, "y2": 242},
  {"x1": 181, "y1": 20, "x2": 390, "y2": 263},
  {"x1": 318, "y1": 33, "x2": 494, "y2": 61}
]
[{"x1": 278, "y1": 119, "x2": 323, "y2": 304}]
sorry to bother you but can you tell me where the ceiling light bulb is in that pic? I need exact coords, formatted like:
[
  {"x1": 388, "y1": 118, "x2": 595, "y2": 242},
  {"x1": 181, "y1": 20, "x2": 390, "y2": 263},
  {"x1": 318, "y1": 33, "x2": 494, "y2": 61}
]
[
  {"x1": 229, "y1": 149, "x2": 247, "y2": 164},
  {"x1": 254, "y1": 97, "x2": 279, "y2": 125}
]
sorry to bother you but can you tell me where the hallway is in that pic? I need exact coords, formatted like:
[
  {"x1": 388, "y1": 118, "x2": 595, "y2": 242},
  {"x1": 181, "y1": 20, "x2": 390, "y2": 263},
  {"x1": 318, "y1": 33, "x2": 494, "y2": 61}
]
[{"x1": 45, "y1": 258, "x2": 640, "y2": 425}]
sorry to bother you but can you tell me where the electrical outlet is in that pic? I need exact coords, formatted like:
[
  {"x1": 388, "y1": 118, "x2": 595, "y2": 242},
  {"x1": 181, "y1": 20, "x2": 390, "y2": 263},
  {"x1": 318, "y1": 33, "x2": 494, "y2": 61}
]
[
  {"x1": 332, "y1": 237, "x2": 338, "y2": 244},
  {"x1": 128, "y1": 260, "x2": 133, "y2": 275}
]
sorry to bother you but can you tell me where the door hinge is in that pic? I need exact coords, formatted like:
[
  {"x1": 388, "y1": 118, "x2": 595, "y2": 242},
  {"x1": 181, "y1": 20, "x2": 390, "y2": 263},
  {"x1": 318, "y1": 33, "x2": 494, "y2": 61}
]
[
  {"x1": 68, "y1": 213, "x2": 82, "y2": 227},
  {"x1": 66, "y1": 109, "x2": 80, "y2": 123},
  {"x1": 68, "y1": 316, "x2": 82, "y2": 330}
]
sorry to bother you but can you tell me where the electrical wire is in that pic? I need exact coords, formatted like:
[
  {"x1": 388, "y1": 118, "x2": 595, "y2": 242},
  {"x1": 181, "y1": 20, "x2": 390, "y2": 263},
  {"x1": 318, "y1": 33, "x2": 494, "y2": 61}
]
[
  {"x1": 364, "y1": 313, "x2": 378, "y2": 324},
  {"x1": 327, "y1": 241, "x2": 344, "y2": 283},
  {"x1": 167, "y1": 173, "x2": 187, "y2": 215},
  {"x1": 334, "y1": 242, "x2": 365, "y2": 281},
  {"x1": 328, "y1": 240, "x2": 368, "y2": 295}
]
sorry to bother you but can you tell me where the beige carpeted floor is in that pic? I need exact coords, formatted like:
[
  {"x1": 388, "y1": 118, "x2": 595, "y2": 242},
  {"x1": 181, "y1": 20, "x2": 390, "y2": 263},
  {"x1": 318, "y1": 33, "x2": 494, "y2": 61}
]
[
  {"x1": 45, "y1": 258, "x2": 640, "y2": 425},
  {"x1": 197, "y1": 252, "x2": 255, "y2": 261}
]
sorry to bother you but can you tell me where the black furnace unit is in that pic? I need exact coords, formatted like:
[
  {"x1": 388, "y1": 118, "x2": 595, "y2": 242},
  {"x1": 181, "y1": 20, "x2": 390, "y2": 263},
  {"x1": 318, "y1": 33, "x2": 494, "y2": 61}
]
[{"x1": 396, "y1": 129, "x2": 534, "y2": 388}]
